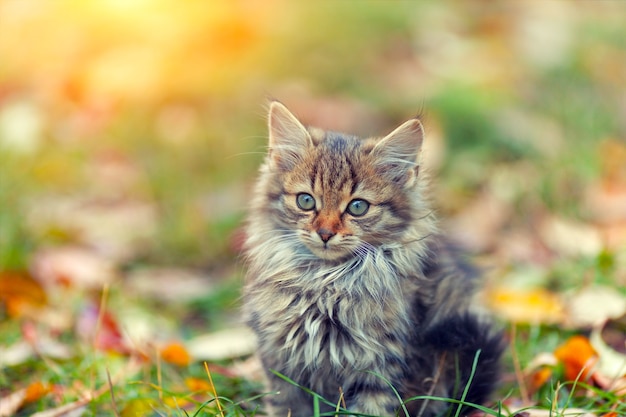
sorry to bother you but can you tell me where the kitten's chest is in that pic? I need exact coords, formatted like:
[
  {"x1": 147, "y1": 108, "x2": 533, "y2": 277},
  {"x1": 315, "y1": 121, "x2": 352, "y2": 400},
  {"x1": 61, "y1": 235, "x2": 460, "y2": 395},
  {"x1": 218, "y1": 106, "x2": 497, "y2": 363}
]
[{"x1": 256, "y1": 272, "x2": 411, "y2": 371}]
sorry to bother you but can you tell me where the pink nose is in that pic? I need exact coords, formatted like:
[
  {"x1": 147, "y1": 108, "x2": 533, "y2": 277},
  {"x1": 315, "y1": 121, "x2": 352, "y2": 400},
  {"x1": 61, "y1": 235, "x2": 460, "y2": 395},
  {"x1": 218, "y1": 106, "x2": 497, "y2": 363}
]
[{"x1": 317, "y1": 229, "x2": 335, "y2": 243}]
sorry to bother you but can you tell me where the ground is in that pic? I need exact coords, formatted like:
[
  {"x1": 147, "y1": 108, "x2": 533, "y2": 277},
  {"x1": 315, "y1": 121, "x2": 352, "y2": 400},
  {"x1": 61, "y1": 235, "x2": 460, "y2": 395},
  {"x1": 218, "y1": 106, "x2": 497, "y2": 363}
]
[{"x1": 0, "y1": 1, "x2": 625, "y2": 416}]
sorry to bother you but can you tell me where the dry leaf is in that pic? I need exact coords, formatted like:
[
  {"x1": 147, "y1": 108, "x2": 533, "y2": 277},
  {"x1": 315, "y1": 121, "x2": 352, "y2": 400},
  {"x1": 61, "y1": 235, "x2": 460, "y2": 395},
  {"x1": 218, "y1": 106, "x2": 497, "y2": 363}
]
[
  {"x1": 590, "y1": 313, "x2": 626, "y2": 380},
  {"x1": 524, "y1": 352, "x2": 558, "y2": 393},
  {"x1": 540, "y1": 216, "x2": 602, "y2": 257},
  {"x1": 24, "y1": 381, "x2": 51, "y2": 403},
  {"x1": 187, "y1": 327, "x2": 256, "y2": 361},
  {"x1": 185, "y1": 377, "x2": 213, "y2": 392},
  {"x1": 485, "y1": 287, "x2": 565, "y2": 324},
  {"x1": 160, "y1": 342, "x2": 191, "y2": 367},
  {"x1": 565, "y1": 286, "x2": 626, "y2": 328},
  {"x1": 31, "y1": 247, "x2": 116, "y2": 290},
  {"x1": 527, "y1": 367, "x2": 553, "y2": 392},
  {"x1": 0, "y1": 388, "x2": 26, "y2": 417},
  {"x1": 0, "y1": 271, "x2": 47, "y2": 317},
  {"x1": 554, "y1": 335, "x2": 597, "y2": 382},
  {"x1": 30, "y1": 400, "x2": 88, "y2": 417},
  {"x1": 76, "y1": 303, "x2": 129, "y2": 354},
  {"x1": 0, "y1": 337, "x2": 72, "y2": 368}
]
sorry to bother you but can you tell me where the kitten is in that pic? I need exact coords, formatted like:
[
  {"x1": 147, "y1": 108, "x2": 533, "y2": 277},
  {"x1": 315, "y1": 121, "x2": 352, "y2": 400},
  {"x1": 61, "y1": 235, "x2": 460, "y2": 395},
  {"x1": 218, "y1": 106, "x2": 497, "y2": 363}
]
[{"x1": 243, "y1": 101, "x2": 503, "y2": 417}]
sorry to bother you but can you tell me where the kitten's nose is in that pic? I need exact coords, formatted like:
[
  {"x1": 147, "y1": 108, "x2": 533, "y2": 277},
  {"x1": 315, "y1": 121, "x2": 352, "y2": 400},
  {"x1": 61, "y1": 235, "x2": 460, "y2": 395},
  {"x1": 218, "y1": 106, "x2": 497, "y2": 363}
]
[{"x1": 317, "y1": 229, "x2": 335, "y2": 243}]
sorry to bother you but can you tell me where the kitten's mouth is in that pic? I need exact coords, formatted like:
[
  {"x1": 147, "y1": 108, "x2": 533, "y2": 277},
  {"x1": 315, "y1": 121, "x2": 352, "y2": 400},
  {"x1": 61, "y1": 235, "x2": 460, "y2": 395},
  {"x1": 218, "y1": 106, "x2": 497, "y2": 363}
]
[{"x1": 307, "y1": 242, "x2": 353, "y2": 262}]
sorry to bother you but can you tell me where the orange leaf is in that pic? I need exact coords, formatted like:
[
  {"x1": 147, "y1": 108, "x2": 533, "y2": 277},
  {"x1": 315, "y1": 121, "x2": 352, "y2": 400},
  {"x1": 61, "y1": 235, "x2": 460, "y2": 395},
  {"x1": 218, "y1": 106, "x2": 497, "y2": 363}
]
[
  {"x1": 554, "y1": 335, "x2": 597, "y2": 381},
  {"x1": 0, "y1": 271, "x2": 47, "y2": 317},
  {"x1": 24, "y1": 381, "x2": 51, "y2": 403},
  {"x1": 185, "y1": 377, "x2": 212, "y2": 392},
  {"x1": 160, "y1": 342, "x2": 191, "y2": 367},
  {"x1": 486, "y1": 287, "x2": 564, "y2": 324},
  {"x1": 528, "y1": 367, "x2": 553, "y2": 391}
]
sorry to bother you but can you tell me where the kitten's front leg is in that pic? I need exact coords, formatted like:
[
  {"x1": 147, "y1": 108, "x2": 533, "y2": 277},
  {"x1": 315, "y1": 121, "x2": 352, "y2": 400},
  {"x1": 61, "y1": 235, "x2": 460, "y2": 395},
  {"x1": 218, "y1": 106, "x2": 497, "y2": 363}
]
[
  {"x1": 344, "y1": 372, "x2": 405, "y2": 417},
  {"x1": 265, "y1": 373, "x2": 314, "y2": 417}
]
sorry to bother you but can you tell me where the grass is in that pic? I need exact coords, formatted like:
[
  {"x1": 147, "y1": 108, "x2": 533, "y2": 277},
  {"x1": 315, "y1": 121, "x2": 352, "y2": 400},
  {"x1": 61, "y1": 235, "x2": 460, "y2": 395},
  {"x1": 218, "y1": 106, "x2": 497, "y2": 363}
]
[{"x1": 2, "y1": 2, "x2": 626, "y2": 417}]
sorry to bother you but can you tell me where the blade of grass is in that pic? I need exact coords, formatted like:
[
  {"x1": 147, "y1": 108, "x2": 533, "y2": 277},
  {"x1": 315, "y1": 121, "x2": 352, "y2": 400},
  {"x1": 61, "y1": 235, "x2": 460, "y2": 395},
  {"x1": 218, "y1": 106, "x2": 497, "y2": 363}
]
[
  {"x1": 510, "y1": 324, "x2": 530, "y2": 405},
  {"x1": 453, "y1": 349, "x2": 480, "y2": 417},
  {"x1": 106, "y1": 367, "x2": 121, "y2": 417},
  {"x1": 270, "y1": 370, "x2": 339, "y2": 409},
  {"x1": 362, "y1": 370, "x2": 411, "y2": 417},
  {"x1": 204, "y1": 362, "x2": 225, "y2": 417}
]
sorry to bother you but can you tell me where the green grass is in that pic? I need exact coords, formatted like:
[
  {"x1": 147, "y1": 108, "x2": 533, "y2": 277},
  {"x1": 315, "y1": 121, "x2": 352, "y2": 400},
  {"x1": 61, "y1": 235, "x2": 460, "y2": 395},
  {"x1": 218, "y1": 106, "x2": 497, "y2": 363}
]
[{"x1": 2, "y1": 2, "x2": 626, "y2": 416}]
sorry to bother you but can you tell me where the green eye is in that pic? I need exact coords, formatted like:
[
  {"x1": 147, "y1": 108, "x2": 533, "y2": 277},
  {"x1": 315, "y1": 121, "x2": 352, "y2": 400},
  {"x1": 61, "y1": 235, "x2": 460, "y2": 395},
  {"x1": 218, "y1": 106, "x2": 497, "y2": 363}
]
[
  {"x1": 296, "y1": 193, "x2": 316, "y2": 211},
  {"x1": 346, "y1": 199, "x2": 369, "y2": 216}
]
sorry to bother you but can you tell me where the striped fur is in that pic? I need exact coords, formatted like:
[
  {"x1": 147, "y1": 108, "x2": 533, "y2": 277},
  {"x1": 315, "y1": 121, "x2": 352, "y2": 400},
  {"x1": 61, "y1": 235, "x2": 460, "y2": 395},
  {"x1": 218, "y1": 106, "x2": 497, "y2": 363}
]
[{"x1": 243, "y1": 102, "x2": 503, "y2": 417}]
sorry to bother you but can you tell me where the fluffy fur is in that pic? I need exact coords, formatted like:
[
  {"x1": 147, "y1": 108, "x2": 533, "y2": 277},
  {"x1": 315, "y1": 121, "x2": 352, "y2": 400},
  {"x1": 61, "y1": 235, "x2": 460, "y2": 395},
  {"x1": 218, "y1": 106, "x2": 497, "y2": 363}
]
[{"x1": 243, "y1": 102, "x2": 503, "y2": 417}]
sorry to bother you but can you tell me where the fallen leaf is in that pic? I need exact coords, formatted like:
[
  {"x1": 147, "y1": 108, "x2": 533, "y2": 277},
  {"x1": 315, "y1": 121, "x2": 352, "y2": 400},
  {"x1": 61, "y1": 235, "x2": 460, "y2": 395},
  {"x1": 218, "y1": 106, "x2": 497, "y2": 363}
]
[
  {"x1": 590, "y1": 313, "x2": 626, "y2": 380},
  {"x1": 29, "y1": 400, "x2": 88, "y2": 417},
  {"x1": 76, "y1": 302, "x2": 129, "y2": 354},
  {"x1": 160, "y1": 341, "x2": 191, "y2": 367},
  {"x1": 485, "y1": 287, "x2": 565, "y2": 324},
  {"x1": 554, "y1": 335, "x2": 597, "y2": 382},
  {"x1": 523, "y1": 352, "x2": 558, "y2": 393},
  {"x1": 31, "y1": 247, "x2": 116, "y2": 290},
  {"x1": 0, "y1": 271, "x2": 47, "y2": 317},
  {"x1": 24, "y1": 381, "x2": 51, "y2": 403},
  {"x1": 187, "y1": 327, "x2": 256, "y2": 361},
  {"x1": 185, "y1": 377, "x2": 212, "y2": 392},
  {"x1": 0, "y1": 337, "x2": 73, "y2": 368},
  {"x1": 565, "y1": 286, "x2": 626, "y2": 328},
  {"x1": 0, "y1": 388, "x2": 26, "y2": 417},
  {"x1": 527, "y1": 366, "x2": 553, "y2": 392},
  {"x1": 540, "y1": 216, "x2": 602, "y2": 258}
]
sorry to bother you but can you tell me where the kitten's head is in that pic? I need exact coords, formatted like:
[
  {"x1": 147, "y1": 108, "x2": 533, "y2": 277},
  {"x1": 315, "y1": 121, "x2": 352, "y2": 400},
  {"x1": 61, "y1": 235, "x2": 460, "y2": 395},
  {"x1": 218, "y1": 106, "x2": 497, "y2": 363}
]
[{"x1": 261, "y1": 101, "x2": 425, "y2": 262}]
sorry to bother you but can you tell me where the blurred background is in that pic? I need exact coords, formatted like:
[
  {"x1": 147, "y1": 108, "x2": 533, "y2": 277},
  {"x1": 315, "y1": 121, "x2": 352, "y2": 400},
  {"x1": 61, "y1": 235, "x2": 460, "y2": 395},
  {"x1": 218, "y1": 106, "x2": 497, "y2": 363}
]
[
  {"x1": 2, "y1": 0, "x2": 625, "y2": 269},
  {"x1": 1, "y1": 0, "x2": 626, "y2": 413}
]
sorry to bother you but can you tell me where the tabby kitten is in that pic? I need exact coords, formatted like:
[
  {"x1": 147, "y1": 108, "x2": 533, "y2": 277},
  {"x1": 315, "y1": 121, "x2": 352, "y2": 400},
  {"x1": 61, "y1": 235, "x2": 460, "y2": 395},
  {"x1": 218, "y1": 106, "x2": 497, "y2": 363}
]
[{"x1": 243, "y1": 102, "x2": 503, "y2": 417}]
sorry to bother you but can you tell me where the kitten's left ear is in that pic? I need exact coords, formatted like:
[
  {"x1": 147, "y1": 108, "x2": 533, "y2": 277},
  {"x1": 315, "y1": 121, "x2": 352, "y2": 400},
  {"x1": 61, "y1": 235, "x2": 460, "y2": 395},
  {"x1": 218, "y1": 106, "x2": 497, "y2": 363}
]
[
  {"x1": 268, "y1": 101, "x2": 312, "y2": 172},
  {"x1": 372, "y1": 119, "x2": 424, "y2": 188}
]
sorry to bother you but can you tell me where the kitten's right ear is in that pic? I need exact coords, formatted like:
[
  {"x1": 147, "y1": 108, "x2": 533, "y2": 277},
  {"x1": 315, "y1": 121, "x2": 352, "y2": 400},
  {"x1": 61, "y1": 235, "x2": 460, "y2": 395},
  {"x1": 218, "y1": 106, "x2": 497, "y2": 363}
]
[
  {"x1": 268, "y1": 101, "x2": 312, "y2": 171},
  {"x1": 371, "y1": 118, "x2": 424, "y2": 188}
]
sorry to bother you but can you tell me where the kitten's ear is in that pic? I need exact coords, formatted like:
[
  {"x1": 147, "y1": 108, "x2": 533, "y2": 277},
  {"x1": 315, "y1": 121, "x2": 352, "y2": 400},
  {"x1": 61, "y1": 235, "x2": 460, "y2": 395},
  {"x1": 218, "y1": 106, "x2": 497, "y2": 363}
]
[
  {"x1": 268, "y1": 101, "x2": 312, "y2": 171},
  {"x1": 372, "y1": 119, "x2": 424, "y2": 187}
]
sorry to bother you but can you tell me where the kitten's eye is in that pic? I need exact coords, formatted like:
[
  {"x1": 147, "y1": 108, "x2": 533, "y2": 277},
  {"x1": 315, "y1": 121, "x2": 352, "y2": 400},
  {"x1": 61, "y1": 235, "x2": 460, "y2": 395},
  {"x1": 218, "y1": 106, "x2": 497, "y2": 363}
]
[
  {"x1": 346, "y1": 199, "x2": 369, "y2": 216},
  {"x1": 296, "y1": 193, "x2": 316, "y2": 211}
]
